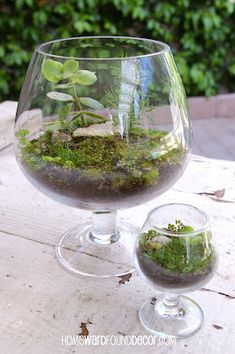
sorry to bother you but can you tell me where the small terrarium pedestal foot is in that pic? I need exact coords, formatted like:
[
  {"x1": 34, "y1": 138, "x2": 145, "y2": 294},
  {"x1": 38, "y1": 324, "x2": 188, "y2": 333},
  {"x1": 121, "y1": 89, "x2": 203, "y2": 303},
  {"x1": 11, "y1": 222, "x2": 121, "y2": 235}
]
[
  {"x1": 56, "y1": 211, "x2": 138, "y2": 278},
  {"x1": 139, "y1": 294, "x2": 204, "y2": 338}
]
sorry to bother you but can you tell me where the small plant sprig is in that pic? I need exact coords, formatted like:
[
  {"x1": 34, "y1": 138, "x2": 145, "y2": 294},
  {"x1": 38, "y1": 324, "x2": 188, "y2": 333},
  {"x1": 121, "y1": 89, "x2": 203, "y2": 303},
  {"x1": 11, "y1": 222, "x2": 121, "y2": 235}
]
[
  {"x1": 42, "y1": 58, "x2": 105, "y2": 132},
  {"x1": 165, "y1": 220, "x2": 194, "y2": 233},
  {"x1": 166, "y1": 220, "x2": 184, "y2": 232},
  {"x1": 15, "y1": 129, "x2": 30, "y2": 145}
]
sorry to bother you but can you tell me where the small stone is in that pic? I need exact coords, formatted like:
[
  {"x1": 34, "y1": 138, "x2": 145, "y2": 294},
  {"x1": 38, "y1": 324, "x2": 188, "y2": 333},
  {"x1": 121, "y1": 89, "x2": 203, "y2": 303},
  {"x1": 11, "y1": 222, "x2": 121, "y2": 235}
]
[
  {"x1": 73, "y1": 121, "x2": 119, "y2": 138},
  {"x1": 149, "y1": 235, "x2": 171, "y2": 249},
  {"x1": 51, "y1": 131, "x2": 72, "y2": 143}
]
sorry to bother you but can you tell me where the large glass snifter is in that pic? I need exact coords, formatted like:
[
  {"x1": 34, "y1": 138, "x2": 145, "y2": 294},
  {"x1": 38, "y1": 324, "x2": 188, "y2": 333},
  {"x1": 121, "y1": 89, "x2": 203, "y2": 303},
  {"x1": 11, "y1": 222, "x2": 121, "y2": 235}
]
[{"x1": 14, "y1": 37, "x2": 192, "y2": 277}]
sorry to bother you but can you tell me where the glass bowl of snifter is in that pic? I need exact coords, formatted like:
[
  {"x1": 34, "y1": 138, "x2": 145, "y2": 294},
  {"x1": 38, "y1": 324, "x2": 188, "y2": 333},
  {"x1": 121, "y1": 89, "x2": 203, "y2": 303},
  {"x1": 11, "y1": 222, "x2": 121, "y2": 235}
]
[{"x1": 14, "y1": 36, "x2": 191, "y2": 278}]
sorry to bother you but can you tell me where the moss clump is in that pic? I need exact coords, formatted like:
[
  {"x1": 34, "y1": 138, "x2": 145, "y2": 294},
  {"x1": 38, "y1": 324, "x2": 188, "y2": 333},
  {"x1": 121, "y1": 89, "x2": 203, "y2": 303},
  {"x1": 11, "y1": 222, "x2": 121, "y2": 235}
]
[
  {"x1": 19, "y1": 126, "x2": 185, "y2": 192},
  {"x1": 139, "y1": 221, "x2": 216, "y2": 275}
]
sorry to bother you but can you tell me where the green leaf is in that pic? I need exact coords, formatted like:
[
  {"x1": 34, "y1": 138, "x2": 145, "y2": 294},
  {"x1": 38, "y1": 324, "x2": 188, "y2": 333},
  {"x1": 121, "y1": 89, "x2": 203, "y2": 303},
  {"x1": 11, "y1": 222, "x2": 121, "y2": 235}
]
[
  {"x1": 80, "y1": 97, "x2": 104, "y2": 110},
  {"x1": 47, "y1": 91, "x2": 74, "y2": 101},
  {"x1": 43, "y1": 121, "x2": 65, "y2": 132},
  {"x1": 62, "y1": 59, "x2": 79, "y2": 79},
  {"x1": 68, "y1": 111, "x2": 80, "y2": 118},
  {"x1": 78, "y1": 110, "x2": 106, "y2": 120},
  {"x1": 55, "y1": 83, "x2": 73, "y2": 89},
  {"x1": 181, "y1": 226, "x2": 194, "y2": 233},
  {"x1": 42, "y1": 59, "x2": 63, "y2": 82},
  {"x1": 229, "y1": 63, "x2": 235, "y2": 75},
  {"x1": 70, "y1": 70, "x2": 97, "y2": 85},
  {"x1": 58, "y1": 103, "x2": 73, "y2": 120},
  {"x1": 68, "y1": 116, "x2": 83, "y2": 130}
]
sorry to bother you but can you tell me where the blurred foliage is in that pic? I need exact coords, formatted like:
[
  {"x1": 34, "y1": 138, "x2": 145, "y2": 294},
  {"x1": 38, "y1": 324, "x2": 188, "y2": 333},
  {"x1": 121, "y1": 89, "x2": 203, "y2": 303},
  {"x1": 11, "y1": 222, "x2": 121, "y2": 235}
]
[{"x1": 1, "y1": 0, "x2": 235, "y2": 100}]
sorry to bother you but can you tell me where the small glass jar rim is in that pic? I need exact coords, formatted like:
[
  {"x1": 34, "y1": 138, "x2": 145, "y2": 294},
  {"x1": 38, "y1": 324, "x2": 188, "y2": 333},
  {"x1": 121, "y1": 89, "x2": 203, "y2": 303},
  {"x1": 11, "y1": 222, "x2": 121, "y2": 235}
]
[
  {"x1": 35, "y1": 36, "x2": 170, "y2": 61},
  {"x1": 148, "y1": 203, "x2": 210, "y2": 237}
]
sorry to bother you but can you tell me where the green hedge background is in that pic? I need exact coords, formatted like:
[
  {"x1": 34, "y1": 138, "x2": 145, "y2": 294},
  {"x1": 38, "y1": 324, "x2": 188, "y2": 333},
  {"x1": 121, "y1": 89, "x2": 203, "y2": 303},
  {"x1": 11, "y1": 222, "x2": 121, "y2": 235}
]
[{"x1": 1, "y1": 0, "x2": 235, "y2": 101}]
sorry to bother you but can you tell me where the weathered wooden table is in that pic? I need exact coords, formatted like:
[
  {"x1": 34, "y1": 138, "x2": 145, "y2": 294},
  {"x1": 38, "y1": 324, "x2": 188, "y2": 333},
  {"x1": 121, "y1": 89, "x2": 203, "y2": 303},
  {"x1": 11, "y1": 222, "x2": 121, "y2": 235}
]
[{"x1": 0, "y1": 101, "x2": 234, "y2": 354}]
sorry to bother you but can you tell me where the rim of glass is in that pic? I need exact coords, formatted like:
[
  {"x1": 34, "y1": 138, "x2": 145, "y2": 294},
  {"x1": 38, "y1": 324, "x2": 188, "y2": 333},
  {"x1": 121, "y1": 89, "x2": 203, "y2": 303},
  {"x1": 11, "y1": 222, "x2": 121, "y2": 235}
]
[
  {"x1": 36, "y1": 36, "x2": 171, "y2": 61},
  {"x1": 148, "y1": 203, "x2": 209, "y2": 237}
]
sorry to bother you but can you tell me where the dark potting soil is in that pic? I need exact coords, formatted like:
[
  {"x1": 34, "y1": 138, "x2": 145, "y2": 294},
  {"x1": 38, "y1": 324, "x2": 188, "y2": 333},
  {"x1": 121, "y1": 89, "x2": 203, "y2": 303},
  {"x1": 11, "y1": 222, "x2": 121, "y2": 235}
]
[
  {"x1": 20, "y1": 154, "x2": 186, "y2": 209},
  {"x1": 136, "y1": 250, "x2": 217, "y2": 290}
]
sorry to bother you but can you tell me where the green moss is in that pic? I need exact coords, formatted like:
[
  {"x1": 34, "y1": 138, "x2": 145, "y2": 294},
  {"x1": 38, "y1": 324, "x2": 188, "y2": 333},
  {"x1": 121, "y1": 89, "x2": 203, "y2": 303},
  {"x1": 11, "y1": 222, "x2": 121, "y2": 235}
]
[
  {"x1": 142, "y1": 168, "x2": 159, "y2": 185},
  {"x1": 139, "y1": 221, "x2": 215, "y2": 275},
  {"x1": 24, "y1": 156, "x2": 42, "y2": 171},
  {"x1": 18, "y1": 126, "x2": 185, "y2": 190}
]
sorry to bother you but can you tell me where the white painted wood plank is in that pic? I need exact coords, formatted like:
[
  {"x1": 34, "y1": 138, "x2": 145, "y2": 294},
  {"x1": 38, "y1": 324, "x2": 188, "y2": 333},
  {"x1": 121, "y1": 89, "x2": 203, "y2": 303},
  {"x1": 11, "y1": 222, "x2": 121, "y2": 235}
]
[
  {"x1": 0, "y1": 230, "x2": 234, "y2": 354},
  {"x1": 0, "y1": 101, "x2": 17, "y2": 150}
]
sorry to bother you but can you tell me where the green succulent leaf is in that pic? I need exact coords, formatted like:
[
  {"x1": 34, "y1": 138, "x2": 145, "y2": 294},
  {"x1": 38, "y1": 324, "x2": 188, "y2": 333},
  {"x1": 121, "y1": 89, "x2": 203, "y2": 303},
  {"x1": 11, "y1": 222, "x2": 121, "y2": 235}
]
[
  {"x1": 181, "y1": 226, "x2": 194, "y2": 233},
  {"x1": 62, "y1": 59, "x2": 79, "y2": 79},
  {"x1": 43, "y1": 121, "x2": 65, "y2": 132},
  {"x1": 42, "y1": 59, "x2": 63, "y2": 82},
  {"x1": 47, "y1": 91, "x2": 74, "y2": 101},
  {"x1": 58, "y1": 103, "x2": 73, "y2": 120},
  {"x1": 80, "y1": 97, "x2": 104, "y2": 110},
  {"x1": 70, "y1": 70, "x2": 97, "y2": 85},
  {"x1": 55, "y1": 83, "x2": 73, "y2": 89},
  {"x1": 78, "y1": 110, "x2": 106, "y2": 120}
]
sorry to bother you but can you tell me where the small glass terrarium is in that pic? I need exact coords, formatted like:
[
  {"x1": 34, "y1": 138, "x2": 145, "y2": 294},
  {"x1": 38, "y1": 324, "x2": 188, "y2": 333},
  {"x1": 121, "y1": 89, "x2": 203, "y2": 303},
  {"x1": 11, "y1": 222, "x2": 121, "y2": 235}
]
[
  {"x1": 134, "y1": 203, "x2": 218, "y2": 338},
  {"x1": 14, "y1": 37, "x2": 192, "y2": 277}
]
